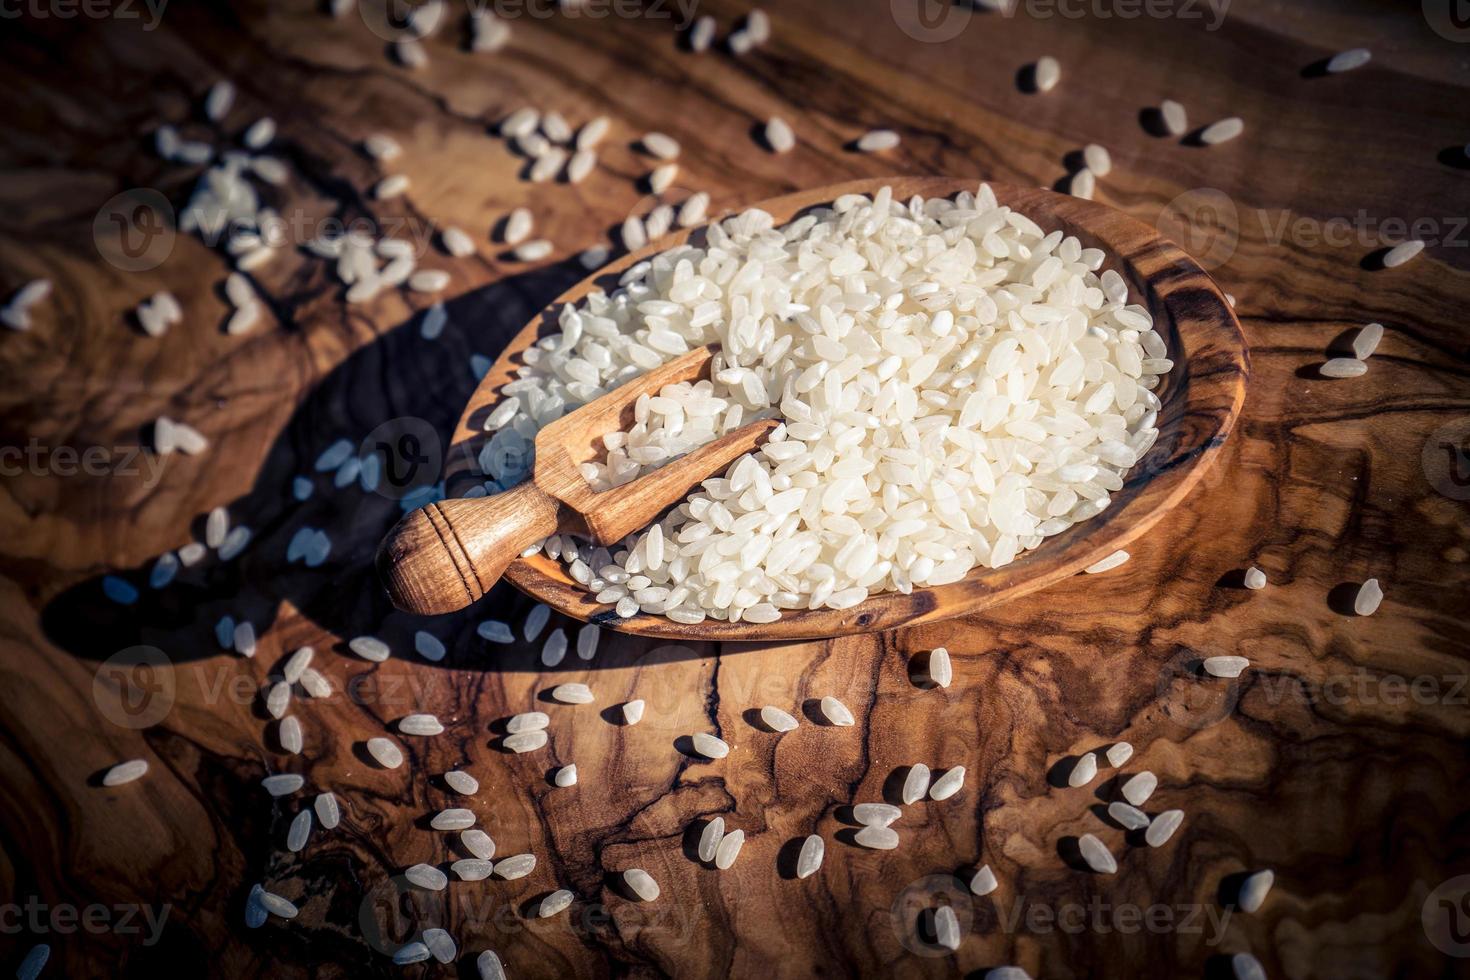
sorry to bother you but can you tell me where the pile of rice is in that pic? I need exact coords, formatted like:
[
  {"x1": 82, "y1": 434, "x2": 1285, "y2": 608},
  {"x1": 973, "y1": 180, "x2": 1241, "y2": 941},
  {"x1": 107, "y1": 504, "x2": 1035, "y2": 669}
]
[{"x1": 478, "y1": 184, "x2": 1170, "y2": 624}]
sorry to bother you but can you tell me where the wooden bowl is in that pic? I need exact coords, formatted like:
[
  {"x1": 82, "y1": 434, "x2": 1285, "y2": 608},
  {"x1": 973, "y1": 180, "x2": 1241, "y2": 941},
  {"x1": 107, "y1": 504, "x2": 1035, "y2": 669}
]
[{"x1": 442, "y1": 177, "x2": 1248, "y2": 639}]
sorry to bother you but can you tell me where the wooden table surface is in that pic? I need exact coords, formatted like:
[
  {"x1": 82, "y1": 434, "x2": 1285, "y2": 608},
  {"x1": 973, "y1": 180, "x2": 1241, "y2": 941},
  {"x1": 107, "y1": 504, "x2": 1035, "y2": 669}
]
[{"x1": 2, "y1": 1, "x2": 1468, "y2": 977}]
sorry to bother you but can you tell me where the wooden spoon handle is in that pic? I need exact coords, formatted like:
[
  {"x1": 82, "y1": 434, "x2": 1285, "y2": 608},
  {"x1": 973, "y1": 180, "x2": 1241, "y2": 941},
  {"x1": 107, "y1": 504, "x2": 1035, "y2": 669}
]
[{"x1": 377, "y1": 481, "x2": 563, "y2": 615}]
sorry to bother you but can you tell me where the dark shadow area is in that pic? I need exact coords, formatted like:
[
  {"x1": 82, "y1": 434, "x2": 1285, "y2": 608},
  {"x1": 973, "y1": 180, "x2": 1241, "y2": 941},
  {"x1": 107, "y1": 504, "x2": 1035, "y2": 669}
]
[
  {"x1": 1217, "y1": 869, "x2": 1253, "y2": 908},
  {"x1": 1327, "y1": 581, "x2": 1364, "y2": 616},
  {"x1": 1138, "y1": 107, "x2": 1173, "y2": 138},
  {"x1": 1015, "y1": 63, "x2": 1038, "y2": 94},
  {"x1": 1299, "y1": 57, "x2": 1332, "y2": 79},
  {"x1": 1437, "y1": 145, "x2": 1470, "y2": 171},
  {"x1": 1359, "y1": 247, "x2": 1391, "y2": 271},
  {"x1": 1215, "y1": 567, "x2": 1248, "y2": 589},
  {"x1": 775, "y1": 836, "x2": 806, "y2": 880},
  {"x1": 1056, "y1": 835, "x2": 1089, "y2": 872}
]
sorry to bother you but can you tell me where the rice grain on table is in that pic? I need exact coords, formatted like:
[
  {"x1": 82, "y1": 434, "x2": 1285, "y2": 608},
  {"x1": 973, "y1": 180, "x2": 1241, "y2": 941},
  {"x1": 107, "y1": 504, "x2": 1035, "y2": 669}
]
[
  {"x1": 969, "y1": 865, "x2": 998, "y2": 895},
  {"x1": 934, "y1": 904, "x2": 961, "y2": 950},
  {"x1": 102, "y1": 759, "x2": 149, "y2": 786},
  {"x1": 406, "y1": 864, "x2": 448, "y2": 890},
  {"x1": 678, "y1": 192, "x2": 710, "y2": 227},
  {"x1": 477, "y1": 950, "x2": 508, "y2": 980},
  {"x1": 393, "y1": 944, "x2": 430, "y2": 966},
  {"x1": 1320, "y1": 357, "x2": 1367, "y2": 378},
  {"x1": 257, "y1": 889, "x2": 298, "y2": 919},
  {"x1": 462, "y1": 829, "x2": 496, "y2": 860},
  {"x1": 502, "y1": 107, "x2": 539, "y2": 138},
  {"x1": 1082, "y1": 143, "x2": 1112, "y2": 176},
  {"x1": 1353, "y1": 322, "x2": 1384, "y2": 359},
  {"x1": 530, "y1": 148, "x2": 566, "y2": 183},
  {"x1": 315, "y1": 791, "x2": 340, "y2": 829},
  {"x1": 1382, "y1": 240, "x2": 1424, "y2": 268},
  {"x1": 1232, "y1": 953, "x2": 1267, "y2": 980},
  {"x1": 923, "y1": 647, "x2": 953, "y2": 688},
  {"x1": 902, "y1": 764, "x2": 932, "y2": 804},
  {"x1": 622, "y1": 699, "x2": 646, "y2": 724},
  {"x1": 620, "y1": 215, "x2": 647, "y2": 251},
  {"x1": 1326, "y1": 48, "x2": 1371, "y2": 73},
  {"x1": 796, "y1": 834, "x2": 824, "y2": 878},
  {"x1": 854, "y1": 825, "x2": 900, "y2": 850},
  {"x1": 986, "y1": 970, "x2": 1032, "y2": 980},
  {"x1": 1068, "y1": 753, "x2": 1098, "y2": 787},
  {"x1": 567, "y1": 149, "x2": 596, "y2": 184},
  {"x1": 364, "y1": 133, "x2": 402, "y2": 160},
  {"x1": 1203, "y1": 655, "x2": 1249, "y2": 678},
  {"x1": 431, "y1": 808, "x2": 476, "y2": 831},
  {"x1": 539, "y1": 889, "x2": 575, "y2": 916},
  {"x1": 1107, "y1": 801, "x2": 1150, "y2": 830},
  {"x1": 1354, "y1": 577, "x2": 1384, "y2": 615},
  {"x1": 1145, "y1": 809, "x2": 1184, "y2": 846},
  {"x1": 508, "y1": 711, "x2": 550, "y2": 733},
  {"x1": 424, "y1": 928, "x2": 457, "y2": 964},
  {"x1": 1105, "y1": 742, "x2": 1133, "y2": 767},
  {"x1": 495, "y1": 853, "x2": 537, "y2": 879},
  {"x1": 550, "y1": 682, "x2": 594, "y2": 704},
  {"x1": 624, "y1": 868, "x2": 661, "y2": 900},
  {"x1": 1084, "y1": 550, "x2": 1130, "y2": 574},
  {"x1": 233, "y1": 622, "x2": 257, "y2": 658},
  {"x1": 689, "y1": 15, "x2": 716, "y2": 52},
  {"x1": 278, "y1": 716, "x2": 303, "y2": 754},
  {"x1": 524, "y1": 603, "x2": 550, "y2": 641},
  {"x1": 929, "y1": 765, "x2": 966, "y2": 800},
  {"x1": 504, "y1": 730, "x2": 549, "y2": 753},
  {"x1": 1034, "y1": 56, "x2": 1060, "y2": 92},
  {"x1": 554, "y1": 764, "x2": 578, "y2": 787},
  {"x1": 478, "y1": 619, "x2": 514, "y2": 643},
  {"x1": 691, "y1": 733, "x2": 730, "y2": 759},
  {"x1": 17, "y1": 944, "x2": 49, "y2": 980},
  {"x1": 1078, "y1": 833, "x2": 1117, "y2": 873},
  {"x1": 820, "y1": 696, "x2": 854, "y2": 726},
  {"x1": 204, "y1": 80, "x2": 235, "y2": 121},
  {"x1": 854, "y1": 803, "x2": 901, "y2": 826},
  {"x1": 287, "y1": 809, "x2": 312, "y2": 851},
  {"x1": 1200, "y1": 118, "x2": 1245, "y2": 144},
  {"x1": 765, "y1": 117, "x2": 795, "y2": 153},
  {"x1": 759, "y1": 706, "x2": 799, "y2": 732},
  {"x1": 442, "y1": 226, "x2": 475, "y2": 257},
  {"x1": 1070, "y1": 168, "x2": 1095, "y2": 200},
  {"x1": 541, "y1": 628, "x2": 567, "y2": 667},
  {"x1": 366, "y1": 737, "x2": 404, "y2": 768},
  {"x1": 1121, "y1": 770, "x2": 1157, "y2": 807},
  {"x1": 856, "y1": 129, "x2": 900, "y2": 152},
  {"x1": 444, "y1": 770, "x2": 479, "y2": 795},
  {"x1": 1244, "y1": 566, "x2": 1268, "y2": 590},
  {"x1": 698, "y1": 817, "x2": 725, "y2": 861},
  {"x1": 714, "y1": 828, "x2": 746, "y2": 868},
  {"x1": 641, "y1": 132, "x2": 680, "y2": 160},
  {"x1": 1238, "y1": 869, "x2": 1275, "y2": 912},
  {"x1": 349, "y1": 636, "x2": 390, "y2": 662},
  {"x1": 577, "y1": 116, "x2": 610, "y2": 150},
  {"x1": 648, "y1": 163, "x2": 678, "y2": 194},
  {"x1": 263, "y1": 774, "x2": 304, "y2": 797},
  {"x1": 400, "y1": 713, "x2": 445, "y2": 736},
  {"x1": 375, "y1": 174, "x2": 409, "y2": 199}
]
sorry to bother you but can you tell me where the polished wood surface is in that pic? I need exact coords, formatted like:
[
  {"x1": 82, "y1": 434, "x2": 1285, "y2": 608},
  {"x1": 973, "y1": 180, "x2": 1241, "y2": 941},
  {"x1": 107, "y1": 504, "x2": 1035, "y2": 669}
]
[
  {"x1": 452, "y1": 177, "x2": 1246, "y2": 640},
  {"x1": 1, "y1": 1, "x2": 1468, "y2": 978}
]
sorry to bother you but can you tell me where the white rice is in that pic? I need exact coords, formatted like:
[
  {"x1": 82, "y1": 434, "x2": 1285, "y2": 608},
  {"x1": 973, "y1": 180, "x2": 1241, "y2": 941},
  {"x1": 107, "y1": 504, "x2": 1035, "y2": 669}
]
[
  {"x1": 854, "y1": 825, "x2": 899, "y2": 850},
  {"x1": 366, "y1": 737, "x2": 404, "y2": 768},
  {"x1": 394, "y1": 39, "x2": 428, "y2": 68},
  {"x1": 375, "y1": 174, "x2": 410, "y2": 199},
  {"x1": 1068, "y1": 753, "x2": 1098, "y2": 787},
  {"x1": 1107, "y1": 801, "x2": 1150, "y2": 830},
  {"x1": 424, "y1": 929, "x2": 457, "y2": 964},
  {"x1": 1320, "y1": 357, "x2": 1367, "y2": 378},
  {"x1": 462, "y1": 830, "x2": 496, "y2": 860},
  {"x1": 1354, "y1": 577, "x2": 1383, "y2": 615},
  {"x1": 567, "y1": 150, "x2": 596, "y2": 184},
  {"x1": 1203, "y1": 655, "x2": 1249, "y2": 678},
  {"x1": 1232, "y1": 953, "x2": 1267, "y2": 980},
  {"x1": 1121, "y1": 771, "x2": 1156, "y2": 806},
  {"x1": 283, "y1": 646, "x2": 313, "y2": 683},
  {"x1": 17, "y1": 944, "x2": 49, "y2": 980},
  {"x1": 1326, "y1": 48, "x2": 1371, "y2": 73},
  {"x1": 934, "y1": 904, "x2": 961, "y2": 949},
  {"x1": 1082, "y1": 143, "x2": 1112, "y2": 176},
  {"x1": 1069, "y1": 168, "x2": 1095, "y2": 201},
  {"x1": 759, "y1": 706, "x2": 798, "y2": 732},
  {"x1": 691, "y1": 733, "x2": 730, "y2": 758},
  {"x1": 853, "y1": 803, "x2": 900, "y2": 826},
  {"x1": 622, "y1": 700, "x2": 646, "y2": 724},
  {"x1": 1144, "y1": 809, "x2": 1183, "y2": 846},
  {"x1": 364, "y1": 133, "x2": 402, "y2": 161},
  {"x1": 393, "y1": 943, "x2": 430, "y2": 965},
  {"x1": 504, "y1": 730, "x2": 549, "y2": 753},
  {"x1": 278, "y1": 716, "x2": 303, "y2": 754},
  {"x1": 577, "y1": 116, "x2": 610, "y2": 150},
  {"x1": 678, "y1": 192, "x2": 710, "y2": 227},
  {"x1": 1238, "y1": 869, "x2": 1274, "y2": 912},
  {"x1": 698, "y1": 817, "x2": 725, "y2": 861},
  {"x1": 969, "y1": 865, "x2": 997, "y2": 895},
  {"x1": 765, "y1": 117, "x2": 795, "y2": 153},
  {"x1": 204, "y1": 80, "x2": 235, "y2": 122},
  {"x1": 1200, "y1": 118, "x2": 1245, "y2": 145},
  {"x1": 349, "y1": 636, "x2": 391, "y2": 662},
  {"x1": 796, "y1": 834, "x2": 824, "y2": 878},
  {"x1": 820, "y1": 696, "x2": 854, "y2": 726},
  {"x1": 405, "y1": 864, "x2": 448, "y2": 890},
  {"x1": 1382, "y1": 240, "x2": 1424, "y2": 268},
  {"x1": 1243, "y1": 566, "x2": 1267, "y2": 590},
  {"x1": 400, "y1": 713, "x2": 445, "y2": 736},
  {"x1": 640, "y1": 132, "x2": 680, "y2": 160},
  {"x1": 541, "y1": 628, "x2": 567, "y2": 666},
  {"x1": 1105, "y1": 742, "x2": 1133, "y2": 767},
  {"x1": 445, "y1": 770, "x2": 480, "y2": 795},
  {"x1": 315, "y1": 791, "x2": 341, "y2": 828},
  {"x1": 442, "y1": 226, "x2": 475, "y2": 257},
  {"x1": 524, "y1": 603, "x2": 550, "y2": 640},
  {"x1": 478, "y1": 620, "x2": 514, "y2": 643},
  {"x1": 102, "y1": 759, "x2": 149, "y2": 786},
  {"x1": 507, "y1": 711, "x2": 549, "y2": 733},
  {"x1": 262, "y1": 774, "x2": 304, "y2": 796},
  {"x1": 649, "y1": 163, "x2": 678, "y2": 195},
  {"x1": 431, "y1": 808, "x2": 476, "y2": 831},
  {"x1": 689, "y1": 15, "x2": 716, "y2": 52},
  {"x1": 233, "y1": 622, "x2": 257, "y2": 658},
  {"x1": 287, "y1": 809, "x2": 312, "y2": 851},
  {"x1": 856, "y1": 129, "x2": 899, "y2": 152},
  {"x1": 1077, "y1": 833, "x2": 1116, "y2": 873},
  {"x1": 514, "y1": 240, "x2": 553, "y2": 262},
  {"x1": 530, "y1": 149, "x2": 566, "y2": 183},
  {"x1": 1353, "y1": 323, "x2": 1383, "y2": 359},
  {"x1": 929, "y1": 766, "x2": 965, "y2": 800},
  {"x1": 924, "y1": 647, "x2": 953, "y2": 687},
  {"x1": 1084, "y1": 550, "x2": 1130, "y2": 574},
  {"x1": 538, "y1": 889, "x2": 574, "y2": 916},
  {"x1": 1034, "y1": 56, "x2": 1060, "y2": 92},
  {"x1": 257, "y1": 889, "x2": 298, "y2": 918},
  {"x1": 550, "y1": 682, "x2": 594, "y2": 704},
  {"x1": 477, "y1": 950, "x2": 507, "y2": 980},
  {"x1": 554, "y1": 764, "x2": 578, "y2": 787},
  {"x1": 495, "y1": 854, "x2": 536, "y2": 879},
  {"x1": 902, "y1": 764, "x2": 931, "y2": 804},
  {"x1": 620, "y1": 215, "x2": 647, "y2": 251},
  {"x1": 624, "y1": 868, "x2": 660, "y2": 900},
  {"x1": 714, "y1": 828, "x2": 745, "y2": 868}
]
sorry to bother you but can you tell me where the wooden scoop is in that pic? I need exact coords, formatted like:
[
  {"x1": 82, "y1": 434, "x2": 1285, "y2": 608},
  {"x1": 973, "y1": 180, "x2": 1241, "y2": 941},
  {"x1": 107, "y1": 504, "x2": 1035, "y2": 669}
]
[{"x1": 377, "y1": 343, "x2": 778, "y2": 616}]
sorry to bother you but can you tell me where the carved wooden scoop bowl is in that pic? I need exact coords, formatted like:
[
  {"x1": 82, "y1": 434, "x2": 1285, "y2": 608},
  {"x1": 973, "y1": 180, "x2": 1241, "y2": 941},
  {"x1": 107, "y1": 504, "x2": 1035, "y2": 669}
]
[{"x1": 378, "y1": 177, "x2": 1249, "y2": 640}]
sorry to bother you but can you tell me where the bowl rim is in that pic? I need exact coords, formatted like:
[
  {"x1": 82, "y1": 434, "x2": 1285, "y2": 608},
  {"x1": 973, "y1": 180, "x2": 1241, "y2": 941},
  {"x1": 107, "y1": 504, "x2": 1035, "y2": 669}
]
[{"x1": 446, "y1": 177, "x2": 1249, "y2": 639}]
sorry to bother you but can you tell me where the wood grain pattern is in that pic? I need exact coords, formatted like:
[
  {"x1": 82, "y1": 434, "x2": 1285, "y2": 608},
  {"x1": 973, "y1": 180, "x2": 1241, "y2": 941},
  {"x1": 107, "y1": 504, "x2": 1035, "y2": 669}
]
[
  {"x1": 443, "y1": 176, "x2": 1247, "y2": 640},
  {"x1": 1, "y1": 1, "x2": 1468, "y2": 978}
]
